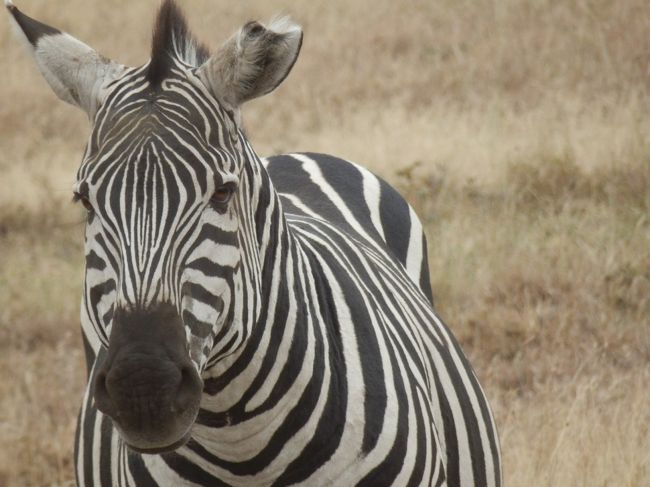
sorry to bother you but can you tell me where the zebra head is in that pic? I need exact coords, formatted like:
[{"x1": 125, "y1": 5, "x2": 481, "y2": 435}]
[{"x1": 7, "y1": 0, "x2": 302, "y2": 453}]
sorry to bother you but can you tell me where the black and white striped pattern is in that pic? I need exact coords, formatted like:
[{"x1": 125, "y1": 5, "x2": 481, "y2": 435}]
[{"x1": 8, "y1": 1, "x2": 501, "y2": 485}]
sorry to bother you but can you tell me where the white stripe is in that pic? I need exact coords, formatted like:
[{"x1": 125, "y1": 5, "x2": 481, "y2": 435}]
[
  {"x1": 92, "y1": 414, "x2": 103, "y2": 487},
  {"x1": 405, "y1": 204, "x2": 424, "y2": 284},
  {"x1": 362, "y1": 170, "x2": 385, "y2": 240},
  {"x1": 75, "y1": 388, "x2": 89, "y2": 486}
]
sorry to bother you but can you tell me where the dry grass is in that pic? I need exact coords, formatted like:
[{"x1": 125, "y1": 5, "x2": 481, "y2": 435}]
[{"x1": 1, "y1": 0, "x2": 649, "y2": 485}]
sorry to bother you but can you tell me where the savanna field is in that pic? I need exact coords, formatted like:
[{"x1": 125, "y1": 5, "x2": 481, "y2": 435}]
[{"x1": 0, "y1": 0, "x2": 649, "y2": 485}]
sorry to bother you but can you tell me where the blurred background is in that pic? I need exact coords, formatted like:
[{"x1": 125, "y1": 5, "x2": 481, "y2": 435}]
[{"x1": 0, "y1": 0, "x2": 648, "y2": 485}]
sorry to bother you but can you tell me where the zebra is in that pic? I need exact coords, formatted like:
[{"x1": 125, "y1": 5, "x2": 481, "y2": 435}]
[{"x1": 7, "y1": 1, "x2": 501, "y2": 485}]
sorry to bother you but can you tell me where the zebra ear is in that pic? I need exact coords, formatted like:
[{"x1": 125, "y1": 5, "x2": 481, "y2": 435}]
[
  {"x1": 197, "y1": 17, "x2": 302, "y2": 108},
  {"x1": 5, "y1": 1, "x2": 125, "y2": 119}
]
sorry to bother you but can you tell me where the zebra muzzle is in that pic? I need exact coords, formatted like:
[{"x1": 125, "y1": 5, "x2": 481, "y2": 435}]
[{"x1": 93, "y1": 303, "x2": 203, "y2": 453}]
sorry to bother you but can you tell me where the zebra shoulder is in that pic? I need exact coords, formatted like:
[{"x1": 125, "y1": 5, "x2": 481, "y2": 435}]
[{"x1": 263, "y1": 152, "x2": 433, "y2": 304}]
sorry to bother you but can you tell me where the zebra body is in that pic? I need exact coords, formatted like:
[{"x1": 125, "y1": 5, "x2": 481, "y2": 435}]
[{"x1": 7, "y1": 1, "x2": 501, "y2": 486}]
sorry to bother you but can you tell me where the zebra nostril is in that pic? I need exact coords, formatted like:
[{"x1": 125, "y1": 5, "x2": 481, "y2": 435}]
[
  {"x1": 173, "y1": 365, "x2": 202, "y2": 414},
  {"x1": 93, "y1": 370, "x2": 118, "y2": 418}
]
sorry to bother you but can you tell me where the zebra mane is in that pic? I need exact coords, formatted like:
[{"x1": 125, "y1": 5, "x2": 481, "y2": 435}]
[{"x1": 147, "y1": 0, "x2": 210, "y2": 86}]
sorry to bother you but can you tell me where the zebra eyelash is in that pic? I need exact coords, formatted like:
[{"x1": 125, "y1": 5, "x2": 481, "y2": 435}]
[
  {"x1": 73, "y1": 191, "x2": 94, "y2": 212},
  {"x1": 209, "y1": 182, "x2": 237, "y2": 213}
]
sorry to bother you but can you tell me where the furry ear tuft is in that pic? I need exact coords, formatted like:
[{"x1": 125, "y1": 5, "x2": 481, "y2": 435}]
[{"x1": 197, "y1": 17, "x2": 302, "y2": 108}]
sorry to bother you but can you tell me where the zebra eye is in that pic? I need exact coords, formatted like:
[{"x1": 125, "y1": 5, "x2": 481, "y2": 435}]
[
  {"x1": 73, "y1": 192, "x2": 94, "y2": 212},
  {"x1": 210, "y1": 183, "x2": 236, "y2": 211}
]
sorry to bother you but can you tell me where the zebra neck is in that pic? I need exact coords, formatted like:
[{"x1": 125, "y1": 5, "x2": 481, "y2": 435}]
[
  {"x1": 189, "y1": 248, "x2": 340, "y2": 470},
  {"x1": 189, "y1": 163, "x2": 345, "y2": 462}
]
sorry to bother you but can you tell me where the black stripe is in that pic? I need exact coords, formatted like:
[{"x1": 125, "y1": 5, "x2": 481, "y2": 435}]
[
  {"x1": 81, "y1": 331, "x2": 96, "y2": 379},
  {"x1": 182, "y1": 310, "x2": 213, "y2": 339},
  {"x1": 7, "y1": 5, "x2": 61, "y2": 46},
  {"x1": 126, "y1": 452, "x2": 158, "y2": 486},
  {"x1": 379, "y1": 178, "x2": 411, "y2": 265},
  {"x1": 99, "y1": 415, "x2": 113, "y2": 486},
  {"x1": 82, "y1": 380, "x2": 97, "y2": 486},
  {"x1": 181, "y1": 281, "x2": 223, "y2": 312},
  {"x1": 186, "y1": 257, "x2": 234, "y2": 280},
  {"x1": 86, "y1": 250, "x2": 107, "y2": 271},
  {"x1": 73, "y1": 405, "x2": 83, "y2": 486},
  {"x1": 161, "y1": 452, "x2": 230, "y2": 486},
  {"x1": 419, "y1": 233, "x2": 434, "y2": 305}
]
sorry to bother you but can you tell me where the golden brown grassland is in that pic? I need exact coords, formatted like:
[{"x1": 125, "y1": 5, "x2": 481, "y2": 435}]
[{"x1": 1, "y1": 0, "x2": 649, "y2": 485}]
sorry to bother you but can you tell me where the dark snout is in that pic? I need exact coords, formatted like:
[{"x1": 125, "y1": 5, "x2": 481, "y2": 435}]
[{"x1": 94, "y1": 304, "x2": 203, "y2": 453}]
